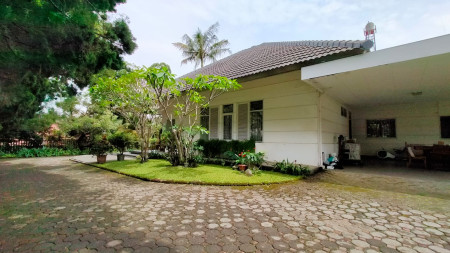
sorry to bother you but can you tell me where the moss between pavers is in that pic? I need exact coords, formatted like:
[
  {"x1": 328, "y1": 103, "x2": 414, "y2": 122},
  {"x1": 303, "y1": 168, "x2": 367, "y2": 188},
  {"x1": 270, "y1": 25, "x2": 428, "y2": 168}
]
[{"x1": 88, "y1": 159, "x2": 301, "y2": 186}]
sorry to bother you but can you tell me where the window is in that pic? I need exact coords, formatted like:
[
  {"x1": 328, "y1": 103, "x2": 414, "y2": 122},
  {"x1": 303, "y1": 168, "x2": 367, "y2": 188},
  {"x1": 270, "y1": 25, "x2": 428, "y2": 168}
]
[
  {"x1": 223, "y1": 104, "x2": 233, "y2": 140},
  {"x1": 200, "y1": 108, "x2": 209, "y2": 140},
  {"x1": 367, "y1": 119, "x2": 396, "y2": 138},
  {"x1": 223, "y1": 104, "x2": 233, "y2": 113},
  {"x1": 250, "y1": 100, "x2": 263, "y2": 142},
  {"x1": 441, "y1": 116, "x2": 450, "y2": 138}
]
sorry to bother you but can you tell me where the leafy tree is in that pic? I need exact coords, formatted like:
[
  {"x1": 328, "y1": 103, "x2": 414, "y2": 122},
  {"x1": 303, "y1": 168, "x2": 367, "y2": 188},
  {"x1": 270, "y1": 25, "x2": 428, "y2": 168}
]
[
  {"x1": 147, "y1": 69, "x2": 240, "y2": 167},
  {"x1": 56, "y1": 96, "x2": 80, "y2": 118},
  {"x1": 149, "y1": 62, "x2": 172, "y2": 73},
  {"x1": 59, "y1": 107, "x2": 123, "y2": 150},
  {"x1": 108, "y1": 130, "x2": 137, "y2": 155},
  {"x1": 0, "y1": 0, "x2": 137, "y2": 135},
  {"x1": 91, "y1": 68, "x2": 161, "y2": 162},
  {"x1": 22, "y1": 109, "x2": 60, "y2": 135},
  {"x1": 173, "y1": 22, "x2": 230, "y2": 68}
]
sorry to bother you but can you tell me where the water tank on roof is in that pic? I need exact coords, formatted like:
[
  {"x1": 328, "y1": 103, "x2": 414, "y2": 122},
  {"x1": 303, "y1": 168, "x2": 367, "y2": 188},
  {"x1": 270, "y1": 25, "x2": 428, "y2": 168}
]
[{"x1": 363, "y1": 21, "x2": 377, "y2": 51}]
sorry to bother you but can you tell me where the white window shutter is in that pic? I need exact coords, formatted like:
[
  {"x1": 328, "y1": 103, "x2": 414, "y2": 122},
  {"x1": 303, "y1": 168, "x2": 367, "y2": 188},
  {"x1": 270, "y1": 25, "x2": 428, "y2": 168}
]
[
  {"x1": 209, "y1": 108, "x2": 219, "y2": 139},
  {"x1": 238, "y1": 103, "x2": 248, "y2": 140}
]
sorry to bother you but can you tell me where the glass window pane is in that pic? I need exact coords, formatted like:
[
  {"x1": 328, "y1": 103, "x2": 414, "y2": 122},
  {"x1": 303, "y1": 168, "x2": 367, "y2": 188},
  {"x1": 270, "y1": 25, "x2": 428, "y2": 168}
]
[
  {"x1": 367, "y1": 119, "x2": 395, "y2": 138},
  {"x1": 250, "y1": 111, "x2": 263, "y2": 142},
  {"x1": 250, "y1": 100, "x2": 263, "y2": 111},
  {"x1": 441, "y1": 116, "x2": 450, "y2": 138},
  {"x1": 223, "y1": 104, "x2": 233, "y2": 113},
  {"x1": 223, "y1": 115, "x2": 232, "y2": 140},
  {"x1": 201, "y1": 107, "x2": 209, "y2": 116},
  {"x1": 200, "y1": 116, "x2": 209, "y2": 140}
]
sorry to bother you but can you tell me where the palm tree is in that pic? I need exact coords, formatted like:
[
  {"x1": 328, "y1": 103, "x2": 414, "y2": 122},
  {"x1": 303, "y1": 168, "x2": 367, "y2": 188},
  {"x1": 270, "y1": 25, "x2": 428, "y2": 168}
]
[{"x1": 173, "y1": 22, "x2": 231, "y2": 68}]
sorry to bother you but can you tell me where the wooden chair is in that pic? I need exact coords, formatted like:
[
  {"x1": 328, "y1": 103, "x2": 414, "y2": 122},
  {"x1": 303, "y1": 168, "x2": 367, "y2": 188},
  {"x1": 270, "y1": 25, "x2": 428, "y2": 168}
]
[{"x1": 407, "y1": 146, "x2": 427, "y2": 168}]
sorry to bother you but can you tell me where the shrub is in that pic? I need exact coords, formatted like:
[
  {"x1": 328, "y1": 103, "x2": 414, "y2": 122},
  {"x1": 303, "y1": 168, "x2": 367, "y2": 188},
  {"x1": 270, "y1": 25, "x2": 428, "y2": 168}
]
[
  {"x1": 274, "y1": 159, "x2": 310, "y2": 176},
  {"x1": 89, "y1": 135, "x2": 113, "y2": 156},
  {"x1": 108, "y1": 130, "x2": 137, "y2": 154},
  {"x1": 148, "y1": 151, "x2": 167, "y2": 159},
  {"x1": 196, "y1": 139, "x2": 255, "y2": 158},
  {"x1": 0, "y1": 147, "x2": 87, "y2": 158}
]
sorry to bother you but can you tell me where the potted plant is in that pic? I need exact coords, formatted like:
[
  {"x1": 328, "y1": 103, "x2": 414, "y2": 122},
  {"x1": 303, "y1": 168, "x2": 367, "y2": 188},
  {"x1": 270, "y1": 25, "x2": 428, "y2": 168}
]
[
  {"x1": 108, "y1": 131, "x2": 136, "y2": 161},
  {"x1": 245, "y1": 151, "x2": 265, "y2": 170},
  {"x1": 90, "y1": 135, "x2": 113, "y2": 164},
  {"x1": 235, "y1": 150, "x2": 265, "y2": 172},
  {"x1": 235, "y1": 152, "x2": 248, "y2": 171}
]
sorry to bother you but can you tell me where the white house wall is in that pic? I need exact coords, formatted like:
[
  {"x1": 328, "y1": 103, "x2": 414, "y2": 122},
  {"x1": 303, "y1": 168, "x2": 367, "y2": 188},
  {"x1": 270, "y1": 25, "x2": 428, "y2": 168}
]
[
  {"x1": 352, "y1": 101, "x2": 450, "y2": 156},
  {"x1": 209, "y1": 70, "x2": 321, "y2": 166},
  {"x1": 320, "y1": 94, "x2": 349, "y2": 159}
]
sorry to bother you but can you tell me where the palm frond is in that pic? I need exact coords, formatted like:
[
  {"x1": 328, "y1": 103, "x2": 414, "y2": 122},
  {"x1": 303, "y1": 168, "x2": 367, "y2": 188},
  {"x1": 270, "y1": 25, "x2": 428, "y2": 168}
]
[{"x1": 173, "y1": 22, "x2": 229, "y2": 68}]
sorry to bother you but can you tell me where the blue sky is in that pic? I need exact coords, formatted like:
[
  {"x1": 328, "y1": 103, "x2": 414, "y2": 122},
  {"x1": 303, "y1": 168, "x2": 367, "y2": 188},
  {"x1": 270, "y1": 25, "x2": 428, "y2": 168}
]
[{"x1": 114, "y1": 0, "x2": 450, "y2": 77}]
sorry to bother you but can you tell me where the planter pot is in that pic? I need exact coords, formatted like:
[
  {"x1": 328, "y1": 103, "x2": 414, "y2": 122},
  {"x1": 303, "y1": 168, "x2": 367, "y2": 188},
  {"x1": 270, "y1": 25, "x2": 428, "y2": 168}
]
[
  {"x1": 97, "y1": 155, "x2": 107, "y2": 164},
  {"x1": 238, "y1": 164, "x2": 247, "y2": 171},
  {"x1": 117, "y1": 154, "x2": 125, "y2": 161}
]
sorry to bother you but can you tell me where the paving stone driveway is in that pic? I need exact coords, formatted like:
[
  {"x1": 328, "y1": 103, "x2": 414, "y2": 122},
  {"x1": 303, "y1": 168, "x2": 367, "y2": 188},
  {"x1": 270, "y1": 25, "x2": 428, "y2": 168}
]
[{"x1": 0, "y1": 157, "x2": 449, "y2": 253}]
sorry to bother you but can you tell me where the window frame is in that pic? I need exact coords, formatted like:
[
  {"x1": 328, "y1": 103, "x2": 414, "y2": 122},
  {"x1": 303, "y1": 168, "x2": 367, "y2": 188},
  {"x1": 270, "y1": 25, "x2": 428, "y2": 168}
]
[
  {"x1": 366, "y1": 119, "x2": 396, "y2": 138},
  {"x1": 222, "y1": 104, "x2": 233, "y2": 140},
  {"x1": 250, "y1": 100, "x2": 263, "y2": 142}
]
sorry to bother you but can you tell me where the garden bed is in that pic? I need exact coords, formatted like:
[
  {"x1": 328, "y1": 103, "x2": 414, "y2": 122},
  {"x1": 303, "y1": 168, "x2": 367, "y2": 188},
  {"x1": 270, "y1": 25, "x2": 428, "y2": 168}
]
[{"x1": 96, "y1": 159, "x2": 301, "y2": 186}]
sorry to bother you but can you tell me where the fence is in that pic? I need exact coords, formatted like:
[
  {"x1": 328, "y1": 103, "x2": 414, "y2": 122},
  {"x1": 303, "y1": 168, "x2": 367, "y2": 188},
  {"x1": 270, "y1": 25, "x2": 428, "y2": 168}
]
[{"x1": 0, "y1": 138, "x2": 78, "y2": 153}]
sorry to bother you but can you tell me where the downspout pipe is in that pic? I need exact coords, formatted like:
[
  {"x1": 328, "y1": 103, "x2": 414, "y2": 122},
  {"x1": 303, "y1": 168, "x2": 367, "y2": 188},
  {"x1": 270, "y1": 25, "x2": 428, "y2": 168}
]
[{"x1": 317, "y1": 92, "x2": 323, "y2": 167}]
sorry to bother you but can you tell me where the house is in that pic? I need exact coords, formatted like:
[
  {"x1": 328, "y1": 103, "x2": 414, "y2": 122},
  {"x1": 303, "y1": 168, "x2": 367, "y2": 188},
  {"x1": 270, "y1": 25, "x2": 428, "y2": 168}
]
[{"x1": 181, "y1": 35, "x2": 450, "y2": 167}]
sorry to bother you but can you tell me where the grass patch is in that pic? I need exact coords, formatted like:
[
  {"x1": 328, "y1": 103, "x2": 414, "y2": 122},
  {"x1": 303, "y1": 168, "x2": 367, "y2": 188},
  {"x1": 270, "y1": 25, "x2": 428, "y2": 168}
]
[{"x1": 97, "y1": 159, "x2": 301, "y2": 185}]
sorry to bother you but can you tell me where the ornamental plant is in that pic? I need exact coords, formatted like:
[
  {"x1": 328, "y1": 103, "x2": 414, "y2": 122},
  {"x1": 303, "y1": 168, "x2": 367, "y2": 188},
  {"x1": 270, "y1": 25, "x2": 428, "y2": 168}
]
[
  {"x1": 235, "y1": 151, "x2": 248, "y2": 165},
  {"x1": 274, "y1": 159, "x2": 310, "y2": 176},
  {"x1": 235, "y1": 150, "x2": 265, "y2": 169}
]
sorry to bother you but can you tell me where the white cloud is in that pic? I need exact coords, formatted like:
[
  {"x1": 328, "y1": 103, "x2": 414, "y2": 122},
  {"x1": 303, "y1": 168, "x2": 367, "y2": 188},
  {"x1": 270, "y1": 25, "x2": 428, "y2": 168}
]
[{"x1": 115, "y1": 0, "x2": 450, "y2": 76}]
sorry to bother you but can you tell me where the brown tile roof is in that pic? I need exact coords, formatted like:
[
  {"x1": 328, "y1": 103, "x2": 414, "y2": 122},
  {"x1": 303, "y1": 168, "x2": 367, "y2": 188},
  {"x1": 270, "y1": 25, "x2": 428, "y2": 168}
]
[{"x1": 180, "y1": 40, "x2": 370, "y2": 80}]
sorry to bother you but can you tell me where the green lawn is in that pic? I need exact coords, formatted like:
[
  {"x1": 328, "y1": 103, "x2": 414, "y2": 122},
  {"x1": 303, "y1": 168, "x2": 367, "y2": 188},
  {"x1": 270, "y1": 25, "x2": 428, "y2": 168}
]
[{"x1": 97, "y1": 159, "x2": 301, "y2": 185}]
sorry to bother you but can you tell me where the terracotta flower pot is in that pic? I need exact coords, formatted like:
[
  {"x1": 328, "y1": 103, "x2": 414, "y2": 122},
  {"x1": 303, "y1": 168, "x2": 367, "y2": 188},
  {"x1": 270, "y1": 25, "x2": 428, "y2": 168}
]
[
  {"x1": 97, "y1": 155, "x2": 107, "y2": 164},
  {"x1": 238, "y1": 164, "x2": 247, "y2": 171}
]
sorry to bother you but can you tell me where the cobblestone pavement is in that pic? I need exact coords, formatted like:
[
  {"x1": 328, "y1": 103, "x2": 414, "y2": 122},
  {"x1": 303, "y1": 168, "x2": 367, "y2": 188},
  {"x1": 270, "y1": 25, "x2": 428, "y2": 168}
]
[
  {"x1": 309, "y1": 167, "x2": 450, "y2": 200},
  {"x1": 1, "y1": 157, "x2": 449, "y2": 253}
]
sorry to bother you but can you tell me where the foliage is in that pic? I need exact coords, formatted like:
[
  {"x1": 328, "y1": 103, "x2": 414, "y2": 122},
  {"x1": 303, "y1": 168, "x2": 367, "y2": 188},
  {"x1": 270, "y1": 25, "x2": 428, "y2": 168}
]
[
  {"x1": 91, "y1": 67, "x2": 161, "y2": 162},
  {"x1": 21, "y1": 109, "x2": 61, "y2": 134},
  {"x1": 0, "y1": 147, "x2": 87, "y2": 158},
  {"x1": 60, "y1": 108, "x2": 123, "y2": 150},
  {"x1": 98, "y1": 159, "x2": 301, "y2": 185},
  {"x1": 93, "y1": 65, "x2": 239, "y2": 167},
  {"x1": 235, "y1": 152, "x2": 248, "y2": 165},
  {"x1": 148, "y1": 68, "x2": 240, "y2": 167},
  {"x1": 196, "y1": 139, "x2": 255, "y2": 158},
  {"x1": 149, "y1": 62, "x2": 172, "y2": 73},
  {"x1": 273, "y1": 159, "x2": 310, "y2": 176},
  {"x1": 89, "y1": 135, "x2": 113, "y2": 156},
  {"x1": 56, "y1": 96, "x2": 80, "y2": 118},
  {"x1": 148, "y1": 151, "x2": 167, "y2": 160},
  {"x1": 159, "y1": 129, "x2": 179, "y2": 165},
  {"x1": 235, "y1": 151, "x2": 265, "y2": 170},
  {"x1": 0, "y1": 0, "x2": 136, "y2": 135},
  {"x1": 173, "y1": 22, "x2": 231, "y2": 68},
  {"x1": 108, "y1": 130, "x2": 137, "y2": 154}
]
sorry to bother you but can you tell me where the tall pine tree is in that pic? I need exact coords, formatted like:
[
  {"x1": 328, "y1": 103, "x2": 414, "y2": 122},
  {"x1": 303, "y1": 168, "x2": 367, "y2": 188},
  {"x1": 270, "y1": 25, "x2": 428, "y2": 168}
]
[{"x1": 0, "y1": 0, "x2": 137, "y2": 135}]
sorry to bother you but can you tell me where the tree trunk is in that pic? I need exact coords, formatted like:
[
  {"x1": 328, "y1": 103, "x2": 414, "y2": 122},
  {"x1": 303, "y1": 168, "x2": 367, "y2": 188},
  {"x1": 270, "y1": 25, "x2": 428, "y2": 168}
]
[{"x1": 173, "y1": 129, "x2": 185, "y2": 166}]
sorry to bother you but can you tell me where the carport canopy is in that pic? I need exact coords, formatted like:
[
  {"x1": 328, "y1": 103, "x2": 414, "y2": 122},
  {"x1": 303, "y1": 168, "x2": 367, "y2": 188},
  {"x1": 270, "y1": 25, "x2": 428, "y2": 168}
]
[{"x1": 301, "y1": 34, "x2": 450, "y2": 106}]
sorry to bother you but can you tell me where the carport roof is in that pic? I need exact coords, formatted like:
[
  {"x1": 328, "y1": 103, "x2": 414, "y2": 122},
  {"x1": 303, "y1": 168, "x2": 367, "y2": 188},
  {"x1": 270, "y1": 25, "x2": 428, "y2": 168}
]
[{"x1": 301, "y1": 34, "x2": 450, "y2": 106}]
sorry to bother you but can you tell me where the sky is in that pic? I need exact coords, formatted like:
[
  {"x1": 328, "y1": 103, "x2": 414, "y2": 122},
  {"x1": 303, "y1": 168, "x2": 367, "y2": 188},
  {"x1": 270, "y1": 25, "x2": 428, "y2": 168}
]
[{"x1": 113, "y1": 0, "x2": 450, "y2": 77}]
